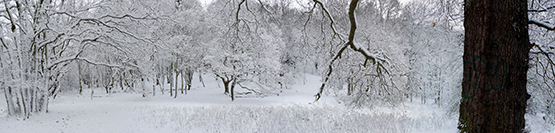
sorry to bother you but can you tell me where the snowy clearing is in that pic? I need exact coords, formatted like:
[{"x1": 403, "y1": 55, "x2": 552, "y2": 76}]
[{"x1": 1, "y1": 74, "x2": 460, "y2": 133}]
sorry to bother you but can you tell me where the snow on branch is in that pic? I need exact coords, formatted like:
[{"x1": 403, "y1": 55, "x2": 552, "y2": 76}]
[
  {"x1": 98, "y1": 14, "x2": 158, "y2": 20},
  {"x1": 77, "y1": 57, "x2": 138, "y2": 70},
  {"x1": 52, "y1": 11, "x2": 158, "y2": 46},
  {"x1": 529, "y1": 5, "x2": 555, "y2": 12},
  {"x1": 48, "y1": 56, "x2": 138, "y2": 71},
  {"x1": 36, "y1": 32, "x2": 65, "y2": 49},
  {"x1": 75, "y1": 18, "x2": 151, "y2": 42},
  {"x1": 346, "y1": 0, "x2": 385, "y2": 64},
  {"x1": 529, "y1": 19, "x2": 555, "y2": 30},
  {"x1": 350, "y1": 42, "x2": 386, "y2": 63},
  {"x1": 530, "y1": 1, "x2": 555, "y2": 15},
  {"x1": 3, "y1": 0, "x2": 16, "y2": 32}
]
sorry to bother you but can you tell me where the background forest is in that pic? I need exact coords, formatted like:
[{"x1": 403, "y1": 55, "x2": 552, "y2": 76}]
[{"x1": 0, "y1": 0, "x2": 554, "y2": 132}]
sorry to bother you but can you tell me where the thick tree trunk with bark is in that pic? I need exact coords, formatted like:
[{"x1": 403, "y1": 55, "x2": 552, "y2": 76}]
[{"x1": 459, "y1": 0, "x2": 531, "y2": 132}]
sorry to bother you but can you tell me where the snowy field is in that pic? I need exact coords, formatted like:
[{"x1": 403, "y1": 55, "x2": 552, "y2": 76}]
[{"x1": 2, "y1": 74, "x2": 550, "y2": 133}]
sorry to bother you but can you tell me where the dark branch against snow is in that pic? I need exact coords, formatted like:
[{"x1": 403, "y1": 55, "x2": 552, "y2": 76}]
[
  {"x1": 530, "y1": 19, "x2": 555, "y2": 30},
  {"x1": 314, "y1": 0, "x2": 388, "y2": 101},
  {"x1": 531, "y1": 41, "x2": 555, "y2": 55},
  {"x1": 529, "y1": 5, "x2": 555, "y2": 12},
  {"x1": 311, "y1": 0, "x2": 344, "y2": 39}
]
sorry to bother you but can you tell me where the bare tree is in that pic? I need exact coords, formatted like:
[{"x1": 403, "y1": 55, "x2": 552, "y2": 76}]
[{"x1": 1, "y1": 0, "x2": 165, "y2": 118}]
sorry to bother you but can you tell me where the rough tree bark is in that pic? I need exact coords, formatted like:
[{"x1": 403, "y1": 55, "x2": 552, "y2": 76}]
[{"x1": 459, "y1": 0, "x2": 531, "y2": 132}]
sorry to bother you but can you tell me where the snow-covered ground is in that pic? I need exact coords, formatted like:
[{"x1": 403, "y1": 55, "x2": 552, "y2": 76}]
[{"x1": 1, "y1": 74, "x2": 549, "y2": 133}]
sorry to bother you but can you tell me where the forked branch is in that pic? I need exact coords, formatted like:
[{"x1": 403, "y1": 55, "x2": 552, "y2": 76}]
[{"x1": 314, "y1": 0, "x2": 387, "y2": 101}]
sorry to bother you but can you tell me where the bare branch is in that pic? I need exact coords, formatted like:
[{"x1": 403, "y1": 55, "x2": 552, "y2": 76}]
[
  {"x1": 531, "y1": 42, "x2": 555, "y2": 82},
  {"x1": 529, "y1": 5, "x2": 555, "y2": 12},
  {"x1": 314, "y1": 0, "x2": 388, "y2": 102},
  {"x1": 534, "y1": 1, "x2": 555, "y2": 15},
  {"x1": 3, "y1": 0, "x2": 16, "y2": 32},
  {"x1": 36, "y1": 32, "x2": 65, "y2": 49},
  {"x1": 347, "y1": 0, "x2": 359, "y2": 42},
  {"x1": 314, "y1": 43, "x2": 349, "y2": 101},
  {"x1": 311, "y1": 0, "x2": 344, "y2": 40},
  {"x1": 256, "y1": 0, "x2": 273, "y2": 14},
  {"x1": 48, "y1": 56, "x2": 136, "y2": 71},
  {"x1": 529, "y1": 19, "x2": 555, "y2": 30},
  {"x1": 531, "y1": 41, "x2": 555, "y2": 55},
  {"x1": 235, "y1": 0, "x2": 246, "y2": 22},
  {"x1": 0, "y1": 36, "x2": 7, "y2": 50},
  {"x1": 52, "y1": 11, "x2": 159, "y2": 48},
  {"x1": 99, "y1": 14, "x2": 158, "y2": 20}
]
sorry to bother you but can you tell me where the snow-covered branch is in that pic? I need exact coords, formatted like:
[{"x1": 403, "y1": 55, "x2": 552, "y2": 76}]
[
  {"x1": 3, "y1": 0, "x2": 16, "y2": 32},
  {"x1": 99, "y1": 14, "x2": 158, "y2": 20},
  {"x1": 315, "y1": 43, "x2": 349, "y2": 101},
  {"x1": 529, "y1": 5, "x2": 555, "y2": 12},
  {"x1": 52, "y1": 11, "x2": 158, "y2": 47},
  {"x1": 350, "y1": 42, "x2": 386, "y2": 63},
  {"x1": 529, "y1": 19, "x2": 555, "y2": 30},
  {"x1": 48, "y1": 55, "x2": 138, "y2": 71}
]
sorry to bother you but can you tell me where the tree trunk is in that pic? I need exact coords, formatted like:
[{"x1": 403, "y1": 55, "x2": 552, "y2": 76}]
[
  {"x1": 223, "y1": 79, "x2": 230, "y2": 94},
  {"x1": 120, "y1": 75, "x2": 124, "y2": 90},
  {"x1": 186, "y1": 69, "x2": 193, "y2": 90},
  {"x1": 174, "y1": 71, "x2": 178, "y2": 98},
  {"x1": 142, "y1": 78, "x2": 146, "y2": 97},
  {"x1": 221, "y1": 78, "x2": 236, "y2": 101},
  {"x1": 160, "y1": 74, "x2": 165, "y2": 94},
  {"x1": 181, "y1": 71, "x2": 184, "y2": 94},
  {"x1": 230, "y1": 80, "x2": 235, "y2": 101},
  {"x1": 18, "y1": 88, "x2": 26, "y2": 118},
  {"x1": 78, "y1": 61, "x2": 82, "y2": 95},
  {"x1": 199, "y1": 73, "x2": 205, "y2": 87},
  {"x1": 459, "y1": 0, "x2": 531, "y2": 132},
  {"x1": 4, "y1": 87, "x2": 13, "y2": 115},
  {"x1": 169, "y1": 70, "x2": 173, "y2": 97}
]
